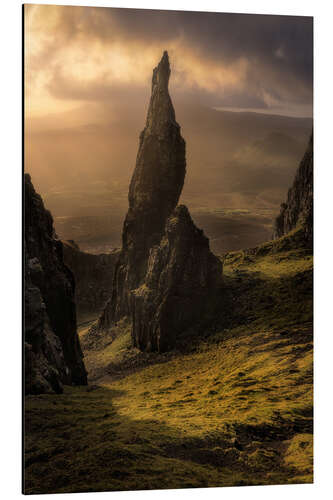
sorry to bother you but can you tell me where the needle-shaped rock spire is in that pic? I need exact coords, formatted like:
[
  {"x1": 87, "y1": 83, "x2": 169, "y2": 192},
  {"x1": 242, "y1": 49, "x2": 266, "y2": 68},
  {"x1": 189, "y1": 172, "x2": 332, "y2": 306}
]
[{"x1": 98, "y1": 51, "x2": 186, "y2": 328}]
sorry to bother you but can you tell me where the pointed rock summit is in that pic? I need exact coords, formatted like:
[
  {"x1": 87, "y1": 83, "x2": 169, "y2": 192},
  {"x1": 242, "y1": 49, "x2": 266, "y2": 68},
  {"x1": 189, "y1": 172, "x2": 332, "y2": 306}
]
[
  {"x1": 145, "y1": 51, "x2": 175, "y2": 134},
  {"x1": 126, "y1": 50, "x2": 186, "y2": 271},
  {"x1": 99, "y1": 51, "x2": 186, "y2": 328},
  {"x1": 96, "y1": 52, "x2": 222, "y2": 351}
]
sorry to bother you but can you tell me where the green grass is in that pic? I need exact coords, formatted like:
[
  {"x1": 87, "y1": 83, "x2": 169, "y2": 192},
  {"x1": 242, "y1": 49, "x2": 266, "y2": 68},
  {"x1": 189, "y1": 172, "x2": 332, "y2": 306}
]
[{"x1": 24, "y1": 231, "x2": 313, "y2": 493}]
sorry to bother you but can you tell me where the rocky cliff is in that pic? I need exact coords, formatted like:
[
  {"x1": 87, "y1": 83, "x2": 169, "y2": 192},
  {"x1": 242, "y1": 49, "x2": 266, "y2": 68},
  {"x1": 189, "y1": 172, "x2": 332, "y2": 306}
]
[
  {"x1": 131, "y1": 205, "x2": 222, "y2": 352},
  {"x1": 24, "y1": 174, "x2": 87, "y2": 394},
  {"x1": 62, "y1": 240, "x2": 119, "y2": 321},
  {"x1": 274, "y1": 133, "x2": 313, "y2": 244},
  {"x1": 96, "y1": 51, "x2": 222, "y2": 351}
]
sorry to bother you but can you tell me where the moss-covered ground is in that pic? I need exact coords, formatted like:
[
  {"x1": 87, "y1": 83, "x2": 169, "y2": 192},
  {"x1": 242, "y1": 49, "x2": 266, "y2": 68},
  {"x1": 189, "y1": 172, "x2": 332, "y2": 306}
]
[{"x1": 24, "y1": 230, "x2": 313, "y2": 494}]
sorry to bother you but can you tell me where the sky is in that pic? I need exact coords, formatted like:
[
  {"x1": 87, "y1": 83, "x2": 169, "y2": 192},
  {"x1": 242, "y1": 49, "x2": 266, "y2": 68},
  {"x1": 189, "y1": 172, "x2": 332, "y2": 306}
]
[
  {"x1": 25, "y1": 5, "x2": 313, "y2": 118},
  {"x1": 24, "y1": 4, "x2": 313, "y2": 253}
]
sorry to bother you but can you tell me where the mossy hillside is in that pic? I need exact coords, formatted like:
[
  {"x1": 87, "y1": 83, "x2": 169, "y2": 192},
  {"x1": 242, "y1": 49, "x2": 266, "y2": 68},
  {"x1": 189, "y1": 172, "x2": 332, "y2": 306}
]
[
  {"x1": 24, "y1": 234, "x2": 313, "y2": 493},
  {"x1": 219, "y1": 231, "x2": 312, "y2": 335},
  {"x1": 79, "y1": 318, "x2": 134, "y2": 381}
]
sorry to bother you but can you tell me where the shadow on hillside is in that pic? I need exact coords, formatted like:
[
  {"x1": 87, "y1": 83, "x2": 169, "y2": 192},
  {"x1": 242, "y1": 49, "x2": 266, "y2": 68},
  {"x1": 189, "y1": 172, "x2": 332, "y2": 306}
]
[
  {"x1": 79, "y1": 259, "x2": 312, "y2": 386},
  {"x1": 176, "y1": 264, "x2": 313, "y2": 351},
  {"x1": 24, "y1": 383, "x2": 312, "y2": 494}
]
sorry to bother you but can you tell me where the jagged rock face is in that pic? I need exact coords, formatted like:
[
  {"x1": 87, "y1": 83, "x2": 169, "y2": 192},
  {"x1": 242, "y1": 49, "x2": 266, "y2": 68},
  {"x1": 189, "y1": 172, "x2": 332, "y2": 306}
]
[
  {"x1": 274, "y1": 133, "x2": 313, "y2": 244},
  {"x1": 131, "y1": 206, "x2": 222, "y2": 352},
  {"x1": 95, "y1": 52, "x2": 222, "y2": 352},
  {"x1": 99, "y1": 51, "x2": 186, "y2": 328},
  {"x1": 62, "y1": 240, "x2": 120, "y2": 321},
  {"x1": 24, "y1": 174, "x2": 87, "y2": 393},
  {"x1": 25, "y1": 250, "x2": 66, "y2": 394}
]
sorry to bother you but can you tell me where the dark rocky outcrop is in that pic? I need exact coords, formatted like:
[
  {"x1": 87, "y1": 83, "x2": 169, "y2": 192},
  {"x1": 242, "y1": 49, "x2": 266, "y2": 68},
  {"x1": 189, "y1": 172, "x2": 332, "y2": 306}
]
[
  {"x1": 95, "y1": 51, "x2": 222, "y2": 352},
  {"x1": 24, "y1": 174, "x2": 87, "y2": 394},
  {"x1": 25, "y1": 249, "x2": 66, "y2": 394},
  {"x1": 274, "y1": 133, "x2": 313, "y2": 245},
  {"x1": 98, "y1": 51, "x2": 186, "y2": 329},
  {"x1": 62, "y1": 240, "x2": 120, "y2": 321},
  {"x1": 131, "y1": 206, "x2": 222, "y2": 352}
]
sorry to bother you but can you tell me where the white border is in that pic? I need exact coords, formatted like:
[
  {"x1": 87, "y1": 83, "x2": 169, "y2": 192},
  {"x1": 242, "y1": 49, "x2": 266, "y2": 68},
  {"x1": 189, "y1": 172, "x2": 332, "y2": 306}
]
[{"x1": 1, "y1": 1, "x2": 332, "y2": 499}]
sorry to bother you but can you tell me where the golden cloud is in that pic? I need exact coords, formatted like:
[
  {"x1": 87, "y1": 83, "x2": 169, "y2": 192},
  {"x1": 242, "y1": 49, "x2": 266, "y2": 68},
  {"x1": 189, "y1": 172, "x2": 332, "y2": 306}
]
[{"x1": 24, "y1": 4, "x2": 251, "y2": 118}]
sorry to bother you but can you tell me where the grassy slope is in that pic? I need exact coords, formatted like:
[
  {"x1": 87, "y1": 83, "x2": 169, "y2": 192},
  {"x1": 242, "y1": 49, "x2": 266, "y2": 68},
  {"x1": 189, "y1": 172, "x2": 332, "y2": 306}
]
[{"x1": 24, "y1": 230, "x2": 313, "y2": 494}]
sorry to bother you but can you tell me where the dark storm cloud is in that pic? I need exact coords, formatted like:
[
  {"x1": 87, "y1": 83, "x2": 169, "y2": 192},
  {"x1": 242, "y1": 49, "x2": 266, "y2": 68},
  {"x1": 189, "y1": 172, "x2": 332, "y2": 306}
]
[
  {"x1": 123, "y1": 9, "x2": 313, "y2": 107},
  {"x1": 88, "y1": 7, "x2": 313, "y2": 77},
  {"x1": 94, "y1": 8, "x2": 313, "y2": 106},
  {"x1": 28, "y1": 5, "x2": 312, "y2": 113}
]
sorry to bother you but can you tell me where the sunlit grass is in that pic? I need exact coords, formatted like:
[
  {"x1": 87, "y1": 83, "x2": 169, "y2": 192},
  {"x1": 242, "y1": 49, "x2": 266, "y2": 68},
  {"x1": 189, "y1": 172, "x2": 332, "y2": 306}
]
[{"x1": 24, "y1": 231, "x2": 313, "y2": 493}]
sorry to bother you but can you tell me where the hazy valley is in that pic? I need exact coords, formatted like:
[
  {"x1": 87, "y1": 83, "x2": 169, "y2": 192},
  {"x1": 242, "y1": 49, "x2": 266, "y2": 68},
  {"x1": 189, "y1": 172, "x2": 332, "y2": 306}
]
[{"x1": 26, "y1": 101, "x2": 311, "y2": 255}]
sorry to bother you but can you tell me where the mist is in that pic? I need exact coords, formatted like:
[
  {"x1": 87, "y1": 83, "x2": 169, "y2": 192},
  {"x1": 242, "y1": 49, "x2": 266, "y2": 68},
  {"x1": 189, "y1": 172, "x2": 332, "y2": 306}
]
[{"x1": 24, "y1": 5, "x2": 313, "y2": 254}]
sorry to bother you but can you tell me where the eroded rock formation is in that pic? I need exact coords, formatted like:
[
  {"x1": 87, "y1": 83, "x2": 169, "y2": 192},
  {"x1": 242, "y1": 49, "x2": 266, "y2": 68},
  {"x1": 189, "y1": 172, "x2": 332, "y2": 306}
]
[
  {"x1": 62, "y1": 240, "x2": 120, "y2": 321},
  {"x1": 131, "y1": 205, "x2": 222, "y2": 352},
  {"x1": 95, "y1": 51, "x2": 222, "y2": 351},
  {"x1": 98, "y1": 51, "x2": 186, "y2": 329},
  {"x1": 24, "y1": 174, "x2": 87, "y2": 394},
  {"x1": 274, "y1": 132, "x2": 313, "y2": 245}
]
